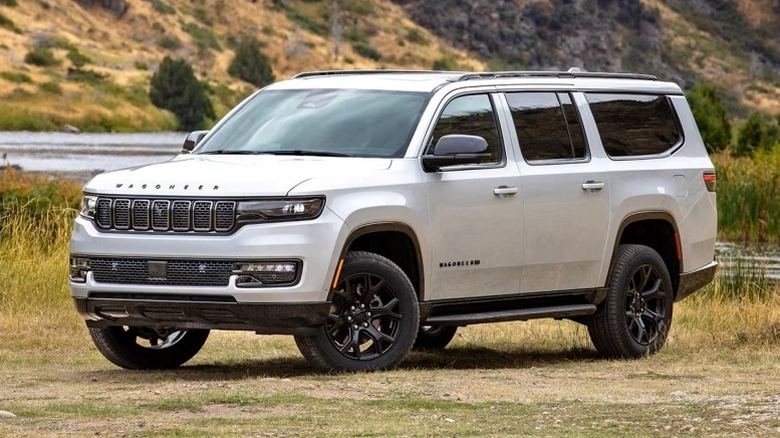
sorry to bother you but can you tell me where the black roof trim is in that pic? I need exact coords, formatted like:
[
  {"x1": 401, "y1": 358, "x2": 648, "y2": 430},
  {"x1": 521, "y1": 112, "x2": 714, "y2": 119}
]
[
  {"x1": 456, "y1": 71, "x2": 657, "y2": 81},
  {"x1": 291, "y1": 69, "x2": 658, "y2": 82}
]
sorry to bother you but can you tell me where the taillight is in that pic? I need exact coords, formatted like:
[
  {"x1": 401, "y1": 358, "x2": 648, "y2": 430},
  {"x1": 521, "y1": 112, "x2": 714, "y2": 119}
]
[{"x1": 703, "y1": 171, "x2": 716, "y2": 192}]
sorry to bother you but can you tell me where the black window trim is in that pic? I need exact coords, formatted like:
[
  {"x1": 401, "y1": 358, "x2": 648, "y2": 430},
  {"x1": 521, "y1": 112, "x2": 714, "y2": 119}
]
[
  {"x1": 585, "y1": 92, "x2": 686, "y2": 161},
  {"x1": 419, "y1": 91, "x2": 509, "y2": 173},
  {"x1": 503, "y1": 91, "x2": 593, "y2": 166}
]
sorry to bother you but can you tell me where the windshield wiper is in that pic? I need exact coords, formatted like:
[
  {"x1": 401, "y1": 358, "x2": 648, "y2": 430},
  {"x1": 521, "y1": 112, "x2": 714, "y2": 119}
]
[
  {"x1": 199, "y1": 150, "x2": 263, "y2": 155},
  {"x1": 264, "y1": 150, "x2": 353, "y2": 157}
]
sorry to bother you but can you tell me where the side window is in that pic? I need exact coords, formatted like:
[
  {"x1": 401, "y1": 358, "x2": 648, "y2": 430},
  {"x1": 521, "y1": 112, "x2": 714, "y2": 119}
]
[
  {"x1": 586, "y1": 93, "x2": 681, "y2": 157},
  {"x1": 506, "y1": 92, "x2": 587, "y2": 162},
  {"x1": 429, "y1": 94, "x2": 502, "y2": 165}
]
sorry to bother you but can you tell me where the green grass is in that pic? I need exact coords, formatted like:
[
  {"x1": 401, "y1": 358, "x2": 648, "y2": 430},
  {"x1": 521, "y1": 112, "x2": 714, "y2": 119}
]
[{"x1": 714, "y1": 147, "x2": 780, "y2": 243}]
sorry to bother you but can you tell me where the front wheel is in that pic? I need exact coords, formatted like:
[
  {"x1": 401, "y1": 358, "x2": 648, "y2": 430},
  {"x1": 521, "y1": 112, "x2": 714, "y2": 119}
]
[
  {"x1": 294, "y1": 251, "x2": 419, "y2": 372},
  {"x1": 587, "y1": 244, "x2": 673, "y2": 358},
  {"x1": 89, "y1": 326, "x2": 209, "y2": 370}
]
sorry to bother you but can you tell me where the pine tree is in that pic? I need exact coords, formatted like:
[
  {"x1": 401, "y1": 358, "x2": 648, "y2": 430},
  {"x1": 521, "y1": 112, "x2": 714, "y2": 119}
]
[
  {"x1": 228, "y1": 36, "x2": 275, "y2": 88},
  {"x1": 149, "y1": 56, "x2": 215, "y2": 131}
]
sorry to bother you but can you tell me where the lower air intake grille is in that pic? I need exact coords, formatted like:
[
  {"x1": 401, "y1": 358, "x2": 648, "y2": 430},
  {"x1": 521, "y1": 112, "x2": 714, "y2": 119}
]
[{"x1": 91, "y1": 258, "x2": 233, "y2": 286}]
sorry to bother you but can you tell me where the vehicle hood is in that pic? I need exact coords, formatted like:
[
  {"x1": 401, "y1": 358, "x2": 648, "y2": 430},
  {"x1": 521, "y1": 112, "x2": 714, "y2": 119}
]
[{"x1": 84, "y1": 154, "x2": 393, "y2": 197}]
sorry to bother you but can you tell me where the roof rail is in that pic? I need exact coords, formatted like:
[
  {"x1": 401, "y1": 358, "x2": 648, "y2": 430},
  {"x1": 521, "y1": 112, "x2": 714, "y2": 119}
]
[
  {"x1": 292, "y1": 69, "x2": 461, "y2": 79},
  {"x1": 456, "y1": 70, "x2": 658, "y2": 81}
]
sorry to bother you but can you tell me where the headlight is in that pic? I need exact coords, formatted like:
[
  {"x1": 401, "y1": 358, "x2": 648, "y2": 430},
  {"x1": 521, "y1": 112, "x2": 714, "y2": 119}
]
[
  {"x1": 236, "y1": 197, "x2": 324, "y2": 223},
  {"x1": 80, "y1": 195, "x2": 97, "y2": 219}
]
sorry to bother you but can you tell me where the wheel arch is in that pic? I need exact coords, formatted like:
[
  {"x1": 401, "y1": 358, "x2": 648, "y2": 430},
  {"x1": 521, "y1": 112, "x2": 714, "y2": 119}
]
[
  {"x1": 609, "y1": 211, "x2": 681, "y2": 298},
  {"x1": 336, "y1": 222, "x2": 425, "y2": 300}
]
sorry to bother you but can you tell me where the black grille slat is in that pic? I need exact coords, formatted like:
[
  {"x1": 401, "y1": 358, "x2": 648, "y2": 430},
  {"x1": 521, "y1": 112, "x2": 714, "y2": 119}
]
[
  {"x1": 132, "y1": 200, "x2": 150, "y2": 230},
  {"x1": 214, "y1": 201, "x2": 235, "y2": 231},
  {"x1": 152, "y1": 200, "x2": 171, "y2": 231},
  {"x1": 91, "y1": 258, "x2": 233, "y2": 286},
  {"x1": 93, "y1": 197, "x2": 236, "y2": 233},
  {"x1": 172, "y1": 201, "x2": 191, "y2": 231},
  {"x1": 113, "y1": 199, "x2": 131, "y2": 230},
  {"x1": 193, "y1": 201, "x2": 213, "y2": 231},
  {"x1": 96, "y1": 199, "x2": 112, "y2": 229}
]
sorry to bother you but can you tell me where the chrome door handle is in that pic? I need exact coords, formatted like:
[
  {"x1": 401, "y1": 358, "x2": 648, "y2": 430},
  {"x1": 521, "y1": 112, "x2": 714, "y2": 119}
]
[
  {"x1": 581, "y1": 181, "x2": 605, "y2": 192},
  {"x1": 493, "y1": 186, "x2": 518, "y2": 197}
]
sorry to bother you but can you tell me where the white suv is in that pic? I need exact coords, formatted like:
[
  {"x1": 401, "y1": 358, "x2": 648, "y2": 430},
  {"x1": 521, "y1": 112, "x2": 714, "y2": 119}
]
[{"x1": 70, "y1": 70, "x2": 718, "y2": 371}]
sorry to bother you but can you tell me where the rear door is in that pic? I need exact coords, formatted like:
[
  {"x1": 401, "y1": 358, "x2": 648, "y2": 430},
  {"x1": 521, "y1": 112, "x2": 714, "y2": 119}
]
[{"x1": 502, "y1": 91, "x2": 612, "y2": 293}]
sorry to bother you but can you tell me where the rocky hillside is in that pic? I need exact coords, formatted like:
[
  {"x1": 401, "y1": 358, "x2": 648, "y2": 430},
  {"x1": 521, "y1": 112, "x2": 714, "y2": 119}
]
[
  {"x1": 0, "y1": 0, "x2": 777, "y2": 132},
  {"x1": 393, "y1": 0, "x2": 780, "y2": 115}
]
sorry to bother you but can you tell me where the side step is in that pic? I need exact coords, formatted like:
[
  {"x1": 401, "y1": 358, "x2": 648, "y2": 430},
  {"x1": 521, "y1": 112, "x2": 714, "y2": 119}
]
[{"x1": 424, "y1": 304, "x2": 597, "y2": 326}]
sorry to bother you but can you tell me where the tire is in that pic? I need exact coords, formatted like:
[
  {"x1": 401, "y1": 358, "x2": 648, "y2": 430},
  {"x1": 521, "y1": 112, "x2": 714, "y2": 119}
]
[
  {"x1": 294, "y1": 251, "x2": 420, "y2": 372},
  {"x1": 413, "y1": 325, "x2": 457, "y2": 350},
  {"x1": 89, "y1": 326, "x2": 209, "y2": 370},
  {"x1": 587, "y1": 244, "x2": 674, "y2": 358}
]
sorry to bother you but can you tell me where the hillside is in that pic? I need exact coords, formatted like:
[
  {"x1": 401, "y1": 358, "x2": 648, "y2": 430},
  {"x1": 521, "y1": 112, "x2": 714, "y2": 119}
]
[{"x1": 0, "y1": 0, "x2": 777, "y2": 132}]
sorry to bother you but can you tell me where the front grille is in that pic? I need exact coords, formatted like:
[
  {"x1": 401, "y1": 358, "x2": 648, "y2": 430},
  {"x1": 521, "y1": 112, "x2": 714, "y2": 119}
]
[
  {"x1": 94, "y1": 197, "x2": 236, "y2": 233},
  {"x1": 91, "y1": 258, "x2": 233, "y2": 286}
]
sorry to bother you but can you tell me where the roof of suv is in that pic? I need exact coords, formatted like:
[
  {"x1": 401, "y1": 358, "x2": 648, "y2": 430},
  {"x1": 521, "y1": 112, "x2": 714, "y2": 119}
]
[{"x1": 269, "y1": 69, "x2": 684, "y2": 95}]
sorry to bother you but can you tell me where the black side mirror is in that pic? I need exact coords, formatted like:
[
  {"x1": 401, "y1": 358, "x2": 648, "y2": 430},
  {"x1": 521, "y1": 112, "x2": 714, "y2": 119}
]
[
  {"x1": 422, "y1": 134, "x2": 491, "y2": 172},
  {"x1": 182, "y1": 130, "x2": 209, "y2": 153}
]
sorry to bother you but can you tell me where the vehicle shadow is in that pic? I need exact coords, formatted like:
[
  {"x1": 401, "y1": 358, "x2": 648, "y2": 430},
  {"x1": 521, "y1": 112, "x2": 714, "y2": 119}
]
[{"x1": 80, "y1": 346, "x2": 602, "y2": 382}]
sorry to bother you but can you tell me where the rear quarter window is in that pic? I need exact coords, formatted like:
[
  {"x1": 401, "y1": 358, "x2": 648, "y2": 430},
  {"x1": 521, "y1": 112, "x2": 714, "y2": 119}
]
[{"x1": 586, "y1": 93, "x2": 682, "y2": 157}]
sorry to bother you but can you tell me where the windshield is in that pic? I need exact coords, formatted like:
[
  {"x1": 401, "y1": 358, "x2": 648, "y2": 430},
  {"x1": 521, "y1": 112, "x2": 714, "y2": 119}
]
[{"x1": 196, "y1": 89, "x2": 430, "y2": 158}]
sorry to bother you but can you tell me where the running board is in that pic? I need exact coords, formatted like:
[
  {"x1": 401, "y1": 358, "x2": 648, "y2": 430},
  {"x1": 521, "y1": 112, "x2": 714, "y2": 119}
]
[{"x1": 424, "y1": 304, "x2": 597, "y2": 326}]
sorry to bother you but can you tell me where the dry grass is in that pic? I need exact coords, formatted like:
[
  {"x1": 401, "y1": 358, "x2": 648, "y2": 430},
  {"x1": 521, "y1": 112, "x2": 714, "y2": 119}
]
[{"x1": 1, "y1": 201, "x2": 780, "y2": 436}]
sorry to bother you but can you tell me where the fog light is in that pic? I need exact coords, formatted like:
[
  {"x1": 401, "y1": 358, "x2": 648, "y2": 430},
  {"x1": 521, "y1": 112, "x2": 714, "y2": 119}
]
[
  {"x1": 233, "y1": 261, "x2": 299, "y2": 287},
  {"x1": 69, "y1": 257, "x2": 91, "y2": 283}
]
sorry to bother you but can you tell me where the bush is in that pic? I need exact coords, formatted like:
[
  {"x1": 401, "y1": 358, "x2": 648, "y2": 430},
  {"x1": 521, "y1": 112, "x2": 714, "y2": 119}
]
[
  {"x1": 686, "y1": 83, "x2": 731, "y2": 153},
  {"x1": 734, "y1": 112, "x2": 780, "y2": 157},
  {"x1": 432, "y1": 55, "x2": 459, "y2": 71},
  {"x1": 66, "y1": 49, "x2": 91, "y2": 67},
  {"x1": 39, "y1": 80, "x2": 62, "y2": 94},
  {"x1": 150, "y1": 56, "x2": 214, "y2": 131},
  {"x1": 352, "y1": 42, "x2": 381, "y2": 61},
  {"x1": 158, "y1": 35, "x2": 182, "y2": 50},
  {"x1": 0, "y1": 12, "x2": 21, "y2": 33},
  {"x1": 0, "y1": 0, "x2": 18, "y2": 6},
  {"x1": 0, "y1": 71, "x2": 32, "y2": 84},
  {"x1": 24, "y1": 47, "x2": 59, "y2": 67},
  {"x1": 134, "y1": 60, "x2": 148, "y2": 70},
  {"x1": 227, "y1": 36, "x2": 275, "y2": 88}
]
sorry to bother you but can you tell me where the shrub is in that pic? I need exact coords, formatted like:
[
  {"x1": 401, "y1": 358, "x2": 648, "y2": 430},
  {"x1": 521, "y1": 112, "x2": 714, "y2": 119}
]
[
  {"x1": 0, "y1": 12, "x2": 21, "y2": 34},
  {"x1": 158, "y1": 35, "x2": 182, "y2": 51},
  {"x1": 147, "y1": 0, "x2": 175, "y2": 14},
  {"x1": 39, "y1": 80, "x2": 62, "y2": 94},
  {"x1": 227, "y1": 36, "x2": 275, "y2": 88},
  {"x1": 0, "y1": 71, "x2": 32, "y2": 84},
  {"x1": 182, "y1": 22, "x2": 221, "y2": 53},
  {"x1": 24, "y1": 47, "x2": 59, "y2": 67},
  {"x1": 405, "y1": 28, "x2": 429, "y2": 45},
  {"x1": 66, "y1": 67, "x2": 107, "y2": 84},
  {"x1": 66, "y1": 49, "x2": 91, "y2": 68},
  {"x1": 686, "y1": 83, "x2": 731, "y2": 153},
  {"x1": 150, "y1": 56, "x2": 214, "y2": 131},
  {"x1": 352, "y1": 42, "x2": 381, "y2": 61},
  {"x1": 432, "y1": 55, "x2": 459, "y2": 71},
  {"x1": 734, "y1": 112, "x2": 780, "y2": 157},
  {"x1": 0, "y1": 0, "x2": 18, "y2": 6}
]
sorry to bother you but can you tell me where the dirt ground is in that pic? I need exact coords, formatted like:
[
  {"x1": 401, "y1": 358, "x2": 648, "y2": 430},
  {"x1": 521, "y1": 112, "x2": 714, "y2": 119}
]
[{"x1": 1, "y1": 319, "x2": 779, "y2": 437}]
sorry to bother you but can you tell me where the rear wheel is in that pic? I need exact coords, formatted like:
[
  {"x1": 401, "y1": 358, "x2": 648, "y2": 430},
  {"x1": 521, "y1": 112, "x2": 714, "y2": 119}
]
[
  {"x1": 294, "y1": 251, "x2": 419, "y2": 372},
  {"x1": 587, "y1": 244, "x2": 673, "y2": 358},
  {"x1": 89, "y1": 326, "x2": 209, "y2": 370},
  {"x1": 413, "y1": 325, "x2": 457, "y2": 350}
]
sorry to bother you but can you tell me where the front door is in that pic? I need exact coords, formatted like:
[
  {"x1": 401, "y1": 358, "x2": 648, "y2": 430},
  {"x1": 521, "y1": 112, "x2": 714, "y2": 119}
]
[{"x1": 424, "y1": 93, "x2": 523, "y2": 301}]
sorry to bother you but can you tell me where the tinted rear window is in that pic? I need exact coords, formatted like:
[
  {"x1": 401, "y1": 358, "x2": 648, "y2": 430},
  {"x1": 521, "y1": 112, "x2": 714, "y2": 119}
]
[
  {"x1": 506, "y1": 92, "x2": 587, "y2": 162},
  {"x1": 586, "y1": 94, "x2": 681, "y2": 157}
]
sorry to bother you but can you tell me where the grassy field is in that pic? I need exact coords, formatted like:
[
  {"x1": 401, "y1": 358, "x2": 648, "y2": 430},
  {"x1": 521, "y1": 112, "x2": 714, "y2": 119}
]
[{"x1": 1, "y1": 172, "x2": 780, "y2": 436}]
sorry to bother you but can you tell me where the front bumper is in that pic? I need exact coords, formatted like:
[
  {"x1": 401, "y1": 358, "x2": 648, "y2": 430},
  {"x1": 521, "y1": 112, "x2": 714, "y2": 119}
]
[
  {"x1": 676, "y1": 261, "x2": 718, "y2": 302},
  {"x1": 73, "y1": 296, "x2": 329, "y2": 334},
  {"x1": 69, "y1": 207, "x2": 346, "y2": 304}
]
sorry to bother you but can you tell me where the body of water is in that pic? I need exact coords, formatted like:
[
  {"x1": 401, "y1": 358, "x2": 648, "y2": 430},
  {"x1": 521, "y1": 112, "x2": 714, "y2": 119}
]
[{"x1": 0, "y1": 131, "x2": 186, "y2": 173}]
